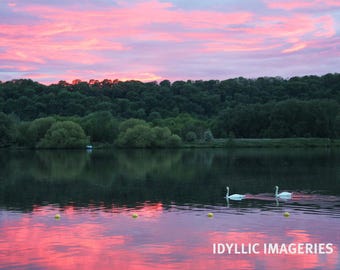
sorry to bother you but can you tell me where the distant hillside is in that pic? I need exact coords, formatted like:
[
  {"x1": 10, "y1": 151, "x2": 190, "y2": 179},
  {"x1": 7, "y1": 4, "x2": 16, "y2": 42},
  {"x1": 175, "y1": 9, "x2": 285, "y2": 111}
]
[{"x1": 1, "y1": 73, "x2": 340, "y2": 140}]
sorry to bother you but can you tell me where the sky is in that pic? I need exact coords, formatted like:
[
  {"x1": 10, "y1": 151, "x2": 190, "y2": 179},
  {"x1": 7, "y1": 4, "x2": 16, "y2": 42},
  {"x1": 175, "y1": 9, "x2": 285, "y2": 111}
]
[{"x1": 0, "y1": 0, "x2": 339, "y2": 84}]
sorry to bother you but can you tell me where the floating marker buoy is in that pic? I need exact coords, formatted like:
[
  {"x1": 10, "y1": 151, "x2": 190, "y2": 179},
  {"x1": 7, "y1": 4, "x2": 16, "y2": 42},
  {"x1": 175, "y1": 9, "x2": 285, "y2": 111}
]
[
  {"x1": 132, "y1": 213, "x2": 138, "y2": 218},
  {"x1": 207, "y1": 212, "x2": 214, "y2": 218},
  {"x1": 283, "y1": 212, "x2": 290, "y2": 217},
  {"x1": 55, "y1": 214, "x2": 61, "y2": 219}
]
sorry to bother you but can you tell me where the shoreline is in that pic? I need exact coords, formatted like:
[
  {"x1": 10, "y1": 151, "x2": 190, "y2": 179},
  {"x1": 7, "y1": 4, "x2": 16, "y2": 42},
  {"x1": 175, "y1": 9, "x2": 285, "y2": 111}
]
[
  {"x1": 2, "y1": 138, "x2": 340, "y2": 150},
  {"x1": 184, "y1": 138, "x2": 340, "y2": 148}
]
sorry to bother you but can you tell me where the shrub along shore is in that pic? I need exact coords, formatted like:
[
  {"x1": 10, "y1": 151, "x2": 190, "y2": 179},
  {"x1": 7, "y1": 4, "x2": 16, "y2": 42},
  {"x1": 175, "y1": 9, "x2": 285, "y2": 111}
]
[{"x1": 2, "y1": 113, "x2": 340, "y2": 149}]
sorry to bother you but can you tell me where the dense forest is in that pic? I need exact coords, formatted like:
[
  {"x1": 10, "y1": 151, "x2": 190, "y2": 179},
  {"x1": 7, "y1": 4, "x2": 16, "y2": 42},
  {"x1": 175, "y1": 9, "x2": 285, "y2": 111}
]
[{"x1": 0, "y1": 73, "x2": 340, "y2": 148}]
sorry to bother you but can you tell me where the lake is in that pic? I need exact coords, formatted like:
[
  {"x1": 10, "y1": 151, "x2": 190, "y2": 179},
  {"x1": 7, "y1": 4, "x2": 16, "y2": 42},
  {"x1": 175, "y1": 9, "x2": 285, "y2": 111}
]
[{"x1": 0, "y1": 148, "x2": 339, "y2": 270}]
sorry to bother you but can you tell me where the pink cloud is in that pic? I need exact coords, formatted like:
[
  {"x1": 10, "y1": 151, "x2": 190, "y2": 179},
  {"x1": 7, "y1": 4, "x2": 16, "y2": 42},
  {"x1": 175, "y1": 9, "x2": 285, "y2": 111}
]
[
  {"x1": 0, "y1": 50, "x2": 45, "y2": 64},
  {"x1": 282, "y1": 43, "x2": 307, "y2": 53},
  {"x1": 7, "y1": 2, "x2": 16, "y2": 7},
  {"x1": 0, "y1": 65, "x2": 34, "y2": 72},
  {"x1": 249, "y1": 14, "x2": 335, "y2": 39},
  {"x1": 0, "y1": 1, "x2": 254, "y2": 83},
  {"x1": 15, "y1": 2, "x2": 251, "y2": 32},
  {"x1": 266, "y1": 0, "x2": 340, "y2": 10},
  {"x1": 314, "y1": 15, "x2": 336, "y2": 38},
  {"x1": 202, "y1": 41, "x2": 281, "y2": 52},
  {"x1": 0, "y1": 0, "x2": 338, "y2": 83},
  {"x1": 119, "y1": 72, "x2": 162, "y2": 82}
]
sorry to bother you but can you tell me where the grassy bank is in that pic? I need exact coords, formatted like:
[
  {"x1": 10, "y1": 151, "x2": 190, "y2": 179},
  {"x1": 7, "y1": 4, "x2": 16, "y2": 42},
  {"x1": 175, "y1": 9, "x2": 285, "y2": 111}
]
[{"x1": 185, "y1": 138, "x2": 340, "y2": 148}]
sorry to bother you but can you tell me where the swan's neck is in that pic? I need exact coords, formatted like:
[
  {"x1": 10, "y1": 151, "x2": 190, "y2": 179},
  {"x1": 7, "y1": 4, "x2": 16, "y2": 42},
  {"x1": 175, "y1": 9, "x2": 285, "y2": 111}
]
[
  {"x1": 226, "y1": 188, "x2": 229, "y2": 197},
  {"x1": 275, "y1": 187, "x2": 279, "y2": 196}
]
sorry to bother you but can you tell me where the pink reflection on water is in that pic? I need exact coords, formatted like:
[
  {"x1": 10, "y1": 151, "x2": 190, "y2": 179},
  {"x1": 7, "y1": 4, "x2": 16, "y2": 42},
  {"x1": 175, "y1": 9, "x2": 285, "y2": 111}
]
[{"x1": 0, "y1": 201, "x2": 338, "y2": 270}]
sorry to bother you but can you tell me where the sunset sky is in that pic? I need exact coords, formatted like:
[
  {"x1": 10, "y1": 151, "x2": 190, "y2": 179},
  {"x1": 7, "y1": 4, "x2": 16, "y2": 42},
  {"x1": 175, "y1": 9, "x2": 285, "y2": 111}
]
[{"x1": 0, "y1": 0, "x2": 339, "y2": 84}]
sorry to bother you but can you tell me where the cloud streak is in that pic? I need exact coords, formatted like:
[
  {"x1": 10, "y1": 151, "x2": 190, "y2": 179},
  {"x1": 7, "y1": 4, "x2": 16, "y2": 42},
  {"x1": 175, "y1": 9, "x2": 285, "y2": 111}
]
[
  {"x1": 266, "y1": 0, "x2": 340, "y2": 11},
  {"x1": 0, "y1": 0, "x2": 339, "y2": 84}
]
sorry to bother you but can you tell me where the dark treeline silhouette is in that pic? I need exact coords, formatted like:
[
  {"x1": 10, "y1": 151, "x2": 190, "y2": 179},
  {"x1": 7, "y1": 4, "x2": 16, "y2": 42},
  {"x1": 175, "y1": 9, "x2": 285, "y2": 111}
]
[{"x1": 1, "y1": 74, "x2": 340, "y2": 147}]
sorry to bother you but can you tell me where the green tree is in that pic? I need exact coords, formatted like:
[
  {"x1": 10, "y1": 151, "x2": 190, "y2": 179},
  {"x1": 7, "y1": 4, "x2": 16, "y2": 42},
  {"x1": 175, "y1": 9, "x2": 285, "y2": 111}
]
[
  {"x1": 335, "y1": 114, "x2": 340, "y2": 138},
  {"x1": 119, "y1": 118, "x2": 148, "y2": 133},
  {"x1": 159, "y1": 80, "x2": 171, "y2": 88},
  {"x1": 166, "y1": 134, "x2": 182, "y2": 147},
  {"x1": 116, "y1": 121, "x2": 182, "y2": 148},
  {"x1": 27, "y1": 117, "x2": 56, "y2": 147},
  {"x1": 116, "y1": 124, "x2": 155, "y2": 148},
  {"x1": 0, "y1": 112, "x2": 16, "y2": 147},
  {"x1": 148, "y1": 111, "x2": 162, "y2": 122},
  {"x1": 157, "y1": 113, "x2": 207, "y2": 139},
  {"x1": 37, "y1": 121, "x2": 89, "y2": 149},
  {"x1": 185, "y1": 131, "x2": 197, "y2": 142},
  {"x1": 81, "y1": 111, "x2": 119, "y2": 143},
  {"x1": 16, "y1": 121, "x2": 31, "y2": 146},
  {"x1": 152, "y1": 126, "x2": 171, "y2": 147},
  {"x1": 203, "y1": 129, "x2": 214, "y2": 142}
]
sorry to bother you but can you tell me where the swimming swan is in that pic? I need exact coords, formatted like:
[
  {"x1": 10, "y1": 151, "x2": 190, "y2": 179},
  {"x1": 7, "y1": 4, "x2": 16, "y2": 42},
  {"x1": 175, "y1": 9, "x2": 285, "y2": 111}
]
[
  {"x1": 226, "y1": 186, "x2": 245, "y2": 200},
  {"x1": 275, "y1": 186, "x2": 292, "y2": 199}
]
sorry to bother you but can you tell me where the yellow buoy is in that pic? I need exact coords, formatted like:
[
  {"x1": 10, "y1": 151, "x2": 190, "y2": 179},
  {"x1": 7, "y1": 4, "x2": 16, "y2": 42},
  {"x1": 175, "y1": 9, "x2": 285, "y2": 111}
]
[
  {"x1": 283, "y1": 212, "x2": 290, "y2": 217},
  {"x1": 132, "y1": 213, "x2": 138, "y2": 218},
  {"x1": 55, "y1": 214, "x2": 61, "y2": 219},
  {"x1": 207, "y1": 212, "x2": 214, "y2": 218}
]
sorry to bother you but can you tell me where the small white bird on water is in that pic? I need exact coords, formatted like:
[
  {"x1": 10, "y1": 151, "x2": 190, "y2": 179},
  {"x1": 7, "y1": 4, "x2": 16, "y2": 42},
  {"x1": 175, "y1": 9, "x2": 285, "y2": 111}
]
[
  {"x1": 226, "y1": 186, "x2": 245, "y2": 200},
  {"x1": 275, "y1": 186, "x2": 292, "y2": 199}
]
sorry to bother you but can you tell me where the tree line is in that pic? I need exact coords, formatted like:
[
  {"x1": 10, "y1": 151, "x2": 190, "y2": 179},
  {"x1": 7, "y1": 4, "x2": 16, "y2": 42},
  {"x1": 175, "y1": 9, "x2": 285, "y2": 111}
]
[
  {"x1": 0, "y1": 112, "x2": 182, "y2": 148},
  {"x1": 1, "y1": 73, "x2": 340, "y2": 148}
]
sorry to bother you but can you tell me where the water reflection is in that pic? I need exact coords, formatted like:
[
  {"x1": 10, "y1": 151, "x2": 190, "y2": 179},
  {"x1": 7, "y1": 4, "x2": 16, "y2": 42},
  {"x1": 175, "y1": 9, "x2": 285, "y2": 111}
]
[
  {"x1": 0, "y1": 148, "x2": 340, "y2": 269},
  {"x1": 0, "y1": 202, "x2": 339, "y2": 270},
  {"x1": 1, "y1": 148, "x2": 340, "y2": 210}
]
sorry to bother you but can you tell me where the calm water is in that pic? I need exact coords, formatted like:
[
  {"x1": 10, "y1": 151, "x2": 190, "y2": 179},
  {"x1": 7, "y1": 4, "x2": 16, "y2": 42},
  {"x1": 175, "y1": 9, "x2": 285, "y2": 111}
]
[{"x1": 0, "y1": 148, "x2": 339, "y2": 270}]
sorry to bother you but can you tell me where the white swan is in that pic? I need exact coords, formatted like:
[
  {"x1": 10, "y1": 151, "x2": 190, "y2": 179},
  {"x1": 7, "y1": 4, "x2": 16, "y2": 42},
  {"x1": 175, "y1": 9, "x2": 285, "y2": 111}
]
[
  {"x1": 275, "y1": 186, "x2": 292, "y2": 199},
  {"x1": 226, "y1": 186, "x2": 245, "y2": 200}
]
